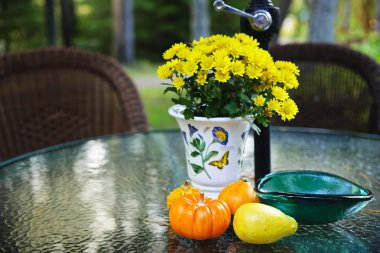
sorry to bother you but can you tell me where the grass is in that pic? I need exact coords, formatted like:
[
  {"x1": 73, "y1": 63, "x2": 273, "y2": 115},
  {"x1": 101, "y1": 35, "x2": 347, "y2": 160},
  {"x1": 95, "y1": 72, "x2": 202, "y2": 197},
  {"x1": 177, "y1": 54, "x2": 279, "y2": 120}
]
[
  {"x1": 126, "y1": 61, "x2": 179, "y2": 130},
  {"x1": 139, "y1": 86, "x2": 178, "y2": 130},
  {"x1": 126, "y1": 60, "x2": 160, "y2": 77}
]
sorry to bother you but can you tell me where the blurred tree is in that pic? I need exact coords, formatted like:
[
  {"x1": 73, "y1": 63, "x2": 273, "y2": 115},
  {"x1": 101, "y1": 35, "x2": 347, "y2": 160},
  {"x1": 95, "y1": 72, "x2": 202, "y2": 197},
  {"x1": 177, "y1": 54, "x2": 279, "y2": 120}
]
[
  {"x1": 113, "y1": 0, "x2": 135, "y2": 64},
  {"x1": 74, "y1": 0, "x2": 112, "y2": 54},
  {"x1": 191, "y1": 0, "x2": 210, "y2": 40},
  {"x1": 0, "y1": 0, "x2": 44, "y2": 52},
  {"x1": 308, "y1": 0, "x2": 338, "y2": 42},
  {"x1": 378, "y1": 0, "x2": 380, "y2": 31},
  {"x1": 340, "y1": 0, "x2": 351, "y2": 32},
  {"x1": 272, "y1": 0, "x2": 292, "y2": 42},
  {"x1": 60, "y1": 0, "x2": 76, "y2": 47},
  {"x1": 134, "y1": 0, "x2": 189, "y2": 62},
  {"x1": 45, "y1": 0, "x2": 57, "y2": 46}
]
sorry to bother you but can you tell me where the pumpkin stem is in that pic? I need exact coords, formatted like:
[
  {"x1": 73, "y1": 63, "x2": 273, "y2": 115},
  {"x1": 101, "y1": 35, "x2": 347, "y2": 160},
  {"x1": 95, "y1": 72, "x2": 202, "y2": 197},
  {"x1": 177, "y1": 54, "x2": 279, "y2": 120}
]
[
  {"x1": 182, "y1": 180, "x2": 191, "y2": 189},
  {"x1": 197, "y1": 192, "x2": 205, "y2": 206},
  {"x1": 241, "y1": 177, "x2": 248, "y2": 182}
]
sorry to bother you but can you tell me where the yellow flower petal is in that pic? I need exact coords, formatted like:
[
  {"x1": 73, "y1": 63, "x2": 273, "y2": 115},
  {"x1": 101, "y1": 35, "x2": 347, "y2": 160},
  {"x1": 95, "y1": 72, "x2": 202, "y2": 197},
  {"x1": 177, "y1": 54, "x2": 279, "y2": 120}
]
[
  {"x1": 157, "y1": 64, "x2": 172, "y2": 79},
  {"x1": 254, "y1": 95, "x2": 266, "y2": 107},
  {"x1": 272, "y1": 86, "x2": 289, "y2": 101},
  {"x1": 215, "y1": 70, "x2": 230, "y2": 83},
  {"x1": 278, "y1": 99, "x2": 299, "y2": 121},
  {"x1": 172, "y1": 77, "x2": 185, "y2": 90}
]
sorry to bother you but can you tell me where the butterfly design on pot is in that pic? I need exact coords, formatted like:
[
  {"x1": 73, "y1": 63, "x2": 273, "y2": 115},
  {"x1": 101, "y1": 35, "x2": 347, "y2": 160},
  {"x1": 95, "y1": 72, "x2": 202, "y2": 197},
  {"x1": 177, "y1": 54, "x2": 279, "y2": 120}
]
[
  {"x1": 209, "y1": 151, "x2": 229, "y2": 170},
  {"x1": 183, "y1": 125, "x2": 231, "y2": 179}
]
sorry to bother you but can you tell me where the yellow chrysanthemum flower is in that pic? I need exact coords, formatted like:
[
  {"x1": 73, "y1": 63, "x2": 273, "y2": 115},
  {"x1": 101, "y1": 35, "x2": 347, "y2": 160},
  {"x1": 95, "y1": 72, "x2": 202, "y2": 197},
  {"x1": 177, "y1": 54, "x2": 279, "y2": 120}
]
[
  {"x1": 195, "y1": 44, "x2": 214, "y2": 55},
  {"x1": 278, "y1": 99, "x2": 299, "y2": 121},
  {"x1": 264, "y1": 109, "x2": 273, "y2": 118},
  {"x1": 234, "y1": 33, "x2": 259, "y2": 47},
  {"x1": 156, "y1": 64, "x2": 172, "y2": 79},
  {"x1": 196, "y1": 71, "x2": 208, "y2": 85},
  {"x1": 230, "y1": 61, "x2": 245, "y2": 76},
  {"x1": 200, "y1": 56, "x2": 214, "y2": 71},
  {"x1": 215, "y1": 70, "x2": 230, "y2": 83},
  {"x1": 246, "y1": 64, "x2": 262, "y2": 79},
  {"x1": 267, "y1": 99, "x2": 281, "y2": 112},
  {"x1": 284, "y1": 75, "x2": 299, "y2": 89},
  {"x1": 177, "y1": 47, "x2": 191, "y2": 59},
  {"x1": 254, "y1": 95, "x2": 266, "y2": 107},
  {"x1": 214, "y1": 54, "x2": 231, "y2": 72},
  {"x1": 182, "y1": 60, "x2": 198, "y2": 76},
  {"x1": 163, "y1": 42, "x2": 188, "y2": 60},
  {"x1": 213, "y1": 36, "x2": 230, "y2": 48},
  {"x1": 246, "y1": 48, "x2": 272, "y2": 68},
  {"x1": 275, "y1": 61, "x2": 300, "y2": 76},
  {"x1": 172, "y1": 77, "x2": 185, "y2": 90},
  {"x1": 213, "y1": 49, "x2": 229, "y2": 58},
  {"x1": 229, "y1": 38, "x2": 243, "y2": 58},
  {"x1": 272, "y1": 86, "x2": 289, "y2": 101},
  {"x1": 167, "y1": 59, "x2": 182, "y2": 72},
  {"x1": 188, "y1": 50, "x2": 203, "y2": 64},
  {"x1": 157, "y1": 34, "x2": 300, "y2": 123}
]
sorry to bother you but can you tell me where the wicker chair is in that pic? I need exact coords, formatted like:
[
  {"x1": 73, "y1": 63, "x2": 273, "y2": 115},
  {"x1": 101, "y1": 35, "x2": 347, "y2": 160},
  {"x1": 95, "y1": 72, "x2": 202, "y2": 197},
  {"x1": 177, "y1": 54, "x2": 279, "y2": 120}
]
[
  {"x1": 0, "y1": 48, "x2": 149, "y2": 162},
  {"x1": 269, "y1": 43, "x2": 380, "y2": 134}
]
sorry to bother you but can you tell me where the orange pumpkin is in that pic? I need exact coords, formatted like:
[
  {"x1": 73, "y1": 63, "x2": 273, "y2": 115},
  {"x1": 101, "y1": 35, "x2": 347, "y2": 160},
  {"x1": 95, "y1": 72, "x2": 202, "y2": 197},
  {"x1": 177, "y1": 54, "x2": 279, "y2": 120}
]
[
  {"x1": 169, "y1": 192, "x2": 231, "y2": 240},
  {"x1": 218, "y1": 178, "x2": 259, "y2": 214},
  {"x1": 166, "y1": 180, "x2": 201, "y2": 208}
]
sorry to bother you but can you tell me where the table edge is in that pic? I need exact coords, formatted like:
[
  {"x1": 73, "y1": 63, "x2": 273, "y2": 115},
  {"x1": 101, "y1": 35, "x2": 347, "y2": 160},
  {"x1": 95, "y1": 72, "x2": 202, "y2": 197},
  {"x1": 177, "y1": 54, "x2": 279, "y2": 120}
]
[{"x1": 1, "y1": 127, "x2": 379, "y2": 168}]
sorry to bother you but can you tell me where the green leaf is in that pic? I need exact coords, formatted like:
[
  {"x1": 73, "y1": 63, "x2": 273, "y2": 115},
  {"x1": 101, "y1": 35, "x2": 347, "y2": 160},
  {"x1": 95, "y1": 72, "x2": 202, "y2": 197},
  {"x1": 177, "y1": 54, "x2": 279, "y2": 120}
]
[
  {"x1": 191, "y1": 138, "x2": 201, "y2": 151},
  {"x1": 238, "y1": 93, "x2": 252, "y2": 103},
  {"x1": 178, "y1": 97, "x2": 192, "y2": 107},
  {"x1": 163, "y1": 86, "x2": 177, "y2": 94},
  {"x1": 183, "y1": 109, "x2": 194, "y2": 119},
  {"x1": 204, "y1": 151, "x2": 218, "y2": 162},
  {"x1": 256, "y1": 116, "x2": 269, "y2": 127},
  {"x1": 211, "y1": 87, "x2": 222, "y2": 98},
  {"x1": 191, "y1": 151, "x2": 201, "y2": 157},
  {"x1": 171, "y1": 98, "x2": 179, "y2": 104},
  {"x1": 198, "y1": 139, "x2": 206, "y2": 152},
  {"x1": 191, "y1": 163, "x2": 204, "y2": 174},
  {"x1": 224, "y1": 101, "x2": 240, "y2": 114}
]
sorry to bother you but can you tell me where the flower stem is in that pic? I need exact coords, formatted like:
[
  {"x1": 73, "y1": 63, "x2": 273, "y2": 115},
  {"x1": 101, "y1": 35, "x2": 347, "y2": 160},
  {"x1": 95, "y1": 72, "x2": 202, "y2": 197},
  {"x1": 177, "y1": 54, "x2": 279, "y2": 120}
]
[{"x1": 201, "y1": 154, "x2": 212, "y2": 179}]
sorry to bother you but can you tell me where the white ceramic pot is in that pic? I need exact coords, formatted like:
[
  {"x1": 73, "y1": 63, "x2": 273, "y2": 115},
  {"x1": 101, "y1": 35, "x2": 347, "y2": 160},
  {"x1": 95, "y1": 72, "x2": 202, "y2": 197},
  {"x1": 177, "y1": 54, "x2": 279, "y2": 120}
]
[{"x1": 169, "y1": 105, "x2": 252, "y2": 198}]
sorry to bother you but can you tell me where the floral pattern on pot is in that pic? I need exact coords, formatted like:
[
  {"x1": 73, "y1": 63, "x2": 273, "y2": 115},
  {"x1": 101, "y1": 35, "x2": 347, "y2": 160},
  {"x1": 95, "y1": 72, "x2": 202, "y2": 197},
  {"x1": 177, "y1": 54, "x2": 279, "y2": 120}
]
[
  {"x1": 184, "y1": 125, "x2": 231, "y2": 179},
  {"x1": 212, "y1": 127, "x2": 229, "y2": 146}
]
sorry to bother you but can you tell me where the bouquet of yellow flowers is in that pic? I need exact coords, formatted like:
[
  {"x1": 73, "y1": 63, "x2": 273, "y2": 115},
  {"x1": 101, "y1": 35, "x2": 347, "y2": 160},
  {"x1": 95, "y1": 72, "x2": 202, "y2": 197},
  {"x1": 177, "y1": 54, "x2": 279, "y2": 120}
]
[{"x1": 157, "y1": 33, "x2": 300, "y2": 126}]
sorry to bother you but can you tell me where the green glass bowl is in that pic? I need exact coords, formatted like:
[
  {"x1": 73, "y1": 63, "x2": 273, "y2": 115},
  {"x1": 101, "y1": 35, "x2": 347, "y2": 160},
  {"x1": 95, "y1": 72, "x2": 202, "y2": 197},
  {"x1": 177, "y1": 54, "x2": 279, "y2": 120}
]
[{"x1": 255, "y1": 170, "x2": 374, "y2": 224}]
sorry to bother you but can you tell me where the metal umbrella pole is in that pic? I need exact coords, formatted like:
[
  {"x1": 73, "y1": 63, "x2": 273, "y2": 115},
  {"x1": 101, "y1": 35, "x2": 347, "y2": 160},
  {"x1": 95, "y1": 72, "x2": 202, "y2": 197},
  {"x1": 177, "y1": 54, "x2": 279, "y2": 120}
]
[{"x1": 213, "y1": 0, "x2": 280, "y2": 184}]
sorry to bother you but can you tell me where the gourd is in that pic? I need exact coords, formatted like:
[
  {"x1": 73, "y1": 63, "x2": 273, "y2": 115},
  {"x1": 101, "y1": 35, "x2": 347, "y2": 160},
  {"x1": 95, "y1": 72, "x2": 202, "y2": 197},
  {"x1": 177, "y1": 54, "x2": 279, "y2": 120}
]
[
  {"x1": 169, "y1": 192, "x2": 231, "y2": 240},
  {"x1": 218, "y1": 178, "x2": 259, "y2": 215},
  {"x1": 166, "y1": 180, "x2": 201, "y2": 208}
]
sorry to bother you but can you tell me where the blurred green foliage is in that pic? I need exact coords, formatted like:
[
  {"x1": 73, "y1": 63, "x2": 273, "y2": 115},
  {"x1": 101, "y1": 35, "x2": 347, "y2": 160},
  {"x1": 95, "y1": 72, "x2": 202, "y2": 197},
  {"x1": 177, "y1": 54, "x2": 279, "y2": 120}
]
[
  {"x1": 139, "y1": 87, "x2": 177, "y2": 129},
  {"x1": 0, "y1": 0, "x2": 379, "y2": 63},
  {"x1": 74, "y1": 0, "x2": 112, "y2": 55},
  {"x1": 134, "y1": 0, "x2": 189, "y2": 61},
  {"x1": 0, "y1": 0, "x2": 45, "y2": 51}
]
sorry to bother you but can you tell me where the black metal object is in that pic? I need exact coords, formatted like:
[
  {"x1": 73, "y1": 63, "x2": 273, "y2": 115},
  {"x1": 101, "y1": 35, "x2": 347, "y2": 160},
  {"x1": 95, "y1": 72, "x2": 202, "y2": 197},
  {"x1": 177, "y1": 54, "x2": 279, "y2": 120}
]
[
  {"x1": 240, "y1": 0, "x2": 280, "y2": 184},
  {"x1": 241, "y1": 0, "x2": 280, "y2": 50}
]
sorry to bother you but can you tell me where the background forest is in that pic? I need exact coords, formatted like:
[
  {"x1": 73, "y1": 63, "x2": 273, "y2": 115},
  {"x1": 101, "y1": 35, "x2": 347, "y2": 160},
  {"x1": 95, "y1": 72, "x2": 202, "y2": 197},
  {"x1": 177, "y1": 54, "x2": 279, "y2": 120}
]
[{"x1": 1, "y1": 0, "x2": 379, "y2": 61}]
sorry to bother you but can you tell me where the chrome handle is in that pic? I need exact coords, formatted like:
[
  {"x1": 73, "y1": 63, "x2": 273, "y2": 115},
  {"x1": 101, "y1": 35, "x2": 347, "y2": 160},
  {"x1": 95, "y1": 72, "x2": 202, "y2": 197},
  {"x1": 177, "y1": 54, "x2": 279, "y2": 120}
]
[{"x1": 213, "y1": 0, "x2": 272, "y2": 31}]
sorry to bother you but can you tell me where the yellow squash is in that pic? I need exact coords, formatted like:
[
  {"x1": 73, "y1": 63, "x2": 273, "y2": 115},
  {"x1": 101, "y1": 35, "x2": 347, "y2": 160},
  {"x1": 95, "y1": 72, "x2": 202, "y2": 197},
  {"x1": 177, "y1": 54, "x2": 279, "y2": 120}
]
[
  {"x1": 166, "y1": 180, "x2": 201, "y2": 208},
  {"x1": 233, "y1": 203, "x2": 298, "y2": 244}
]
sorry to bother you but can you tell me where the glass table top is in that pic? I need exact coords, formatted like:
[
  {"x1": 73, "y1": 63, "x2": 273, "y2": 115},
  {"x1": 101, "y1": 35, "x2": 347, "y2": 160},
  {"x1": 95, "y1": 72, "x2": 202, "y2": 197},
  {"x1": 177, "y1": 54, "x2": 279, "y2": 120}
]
[{"x1": 0, "y1": 128, "x2": 379, "y2": 252}]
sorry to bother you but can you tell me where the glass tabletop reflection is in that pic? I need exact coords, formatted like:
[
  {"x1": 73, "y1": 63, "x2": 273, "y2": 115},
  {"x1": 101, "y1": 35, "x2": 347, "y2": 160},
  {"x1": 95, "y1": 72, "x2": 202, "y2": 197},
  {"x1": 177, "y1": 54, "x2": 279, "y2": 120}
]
[{"x1": 0, "y1": 128, "x2": 379, "y2": 252}]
